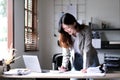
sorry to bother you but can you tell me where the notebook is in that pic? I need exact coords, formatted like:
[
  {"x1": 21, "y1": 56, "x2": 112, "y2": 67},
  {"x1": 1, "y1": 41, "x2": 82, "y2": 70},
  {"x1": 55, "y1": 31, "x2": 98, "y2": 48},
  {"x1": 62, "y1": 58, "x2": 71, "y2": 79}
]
[{"x1": 23, "y1": 55, "x2": 48, "y2": 73}]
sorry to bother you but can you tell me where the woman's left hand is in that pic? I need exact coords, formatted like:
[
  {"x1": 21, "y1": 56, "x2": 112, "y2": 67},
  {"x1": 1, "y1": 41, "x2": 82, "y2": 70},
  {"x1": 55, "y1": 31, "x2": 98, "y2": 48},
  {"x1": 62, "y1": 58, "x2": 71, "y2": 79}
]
[{"x1": 80, "y1": 68, "x2": 87, "y2": 73}]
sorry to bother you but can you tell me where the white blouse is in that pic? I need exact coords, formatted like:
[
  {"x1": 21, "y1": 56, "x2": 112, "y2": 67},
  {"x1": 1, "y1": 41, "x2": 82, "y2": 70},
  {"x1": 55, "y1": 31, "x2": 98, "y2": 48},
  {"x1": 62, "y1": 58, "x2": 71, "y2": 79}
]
[
  {"x1": 71, "y1": 32, "x2": 81, "y2": 54},
  {"x1": 61, "y1": 34, "x2": 87, "y2": 69}
]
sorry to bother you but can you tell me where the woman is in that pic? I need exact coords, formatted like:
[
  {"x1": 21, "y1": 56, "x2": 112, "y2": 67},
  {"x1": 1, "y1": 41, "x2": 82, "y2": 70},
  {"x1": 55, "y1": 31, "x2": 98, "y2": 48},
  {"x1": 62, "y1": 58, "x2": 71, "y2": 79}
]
[{"x1": 58, "y1": 13, "x2": 99, "y2": 74}]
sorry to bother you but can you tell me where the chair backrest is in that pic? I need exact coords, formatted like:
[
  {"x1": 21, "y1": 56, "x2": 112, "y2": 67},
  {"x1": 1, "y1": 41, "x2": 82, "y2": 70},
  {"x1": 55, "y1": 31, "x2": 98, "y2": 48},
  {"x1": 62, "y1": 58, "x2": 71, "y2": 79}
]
[
  {"x1": 52, "y1": 53, "x2": 71, "y2": 70},
  {"x1": 0, "y1": 61, "x2": 2, "y2": 66}
]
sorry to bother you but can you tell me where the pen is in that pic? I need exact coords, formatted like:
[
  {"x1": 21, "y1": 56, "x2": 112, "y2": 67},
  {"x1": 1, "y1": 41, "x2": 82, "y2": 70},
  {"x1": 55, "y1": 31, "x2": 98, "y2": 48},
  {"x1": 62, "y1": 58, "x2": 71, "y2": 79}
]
[{"x1": 12, "y1": 56, "x2": 21, "y2": 61}]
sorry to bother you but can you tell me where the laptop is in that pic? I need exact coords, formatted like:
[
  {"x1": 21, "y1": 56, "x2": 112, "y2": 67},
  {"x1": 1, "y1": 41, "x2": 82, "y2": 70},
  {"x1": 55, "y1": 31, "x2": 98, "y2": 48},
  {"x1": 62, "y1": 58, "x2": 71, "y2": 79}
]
[{"x1": 23, "y1": 55, "x2": 49, "y2": 73}]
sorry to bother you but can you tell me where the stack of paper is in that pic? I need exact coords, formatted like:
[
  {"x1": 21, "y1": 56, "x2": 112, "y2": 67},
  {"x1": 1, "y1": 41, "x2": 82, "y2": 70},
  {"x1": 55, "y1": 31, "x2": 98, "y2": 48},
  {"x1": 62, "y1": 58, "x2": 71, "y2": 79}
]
[{"x1": 4, "y1": 68, "x2": 31, "y2": 75}]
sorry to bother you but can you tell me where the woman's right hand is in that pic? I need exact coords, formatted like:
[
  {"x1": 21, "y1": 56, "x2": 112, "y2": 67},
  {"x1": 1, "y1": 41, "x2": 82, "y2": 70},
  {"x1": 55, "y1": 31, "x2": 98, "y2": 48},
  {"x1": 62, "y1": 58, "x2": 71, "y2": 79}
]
[
  {"x1": 58, "y1": 66, "x2": 67, "y2": 72},
  {"x1": 80, "y1": 68, "x2": 87, "y2": 73}
]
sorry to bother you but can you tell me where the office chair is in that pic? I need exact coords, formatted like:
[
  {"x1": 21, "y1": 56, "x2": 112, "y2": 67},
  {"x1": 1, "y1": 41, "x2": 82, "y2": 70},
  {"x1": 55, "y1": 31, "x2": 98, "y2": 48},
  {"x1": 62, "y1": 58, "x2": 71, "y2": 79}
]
[
  {"x1": 52, "y1": 53, "x2": 71, "y2": 80},
  {"x1": 52, "y1": 53, "x2": 71, "y2": 70}
]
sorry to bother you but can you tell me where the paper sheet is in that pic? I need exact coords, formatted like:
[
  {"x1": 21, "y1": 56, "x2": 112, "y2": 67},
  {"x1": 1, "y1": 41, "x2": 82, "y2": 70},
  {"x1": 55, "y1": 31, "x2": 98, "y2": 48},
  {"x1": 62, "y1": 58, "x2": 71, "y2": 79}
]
[{"x1": 4, "y1": 68, "x2": 31, "y2": 75}]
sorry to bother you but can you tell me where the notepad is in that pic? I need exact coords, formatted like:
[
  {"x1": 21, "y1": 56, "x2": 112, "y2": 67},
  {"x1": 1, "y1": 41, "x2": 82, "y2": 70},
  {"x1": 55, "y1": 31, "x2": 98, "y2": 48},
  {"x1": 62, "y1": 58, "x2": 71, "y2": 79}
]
[{"x1": 4, "y1": 68, "x2": 31, "y2": 75}]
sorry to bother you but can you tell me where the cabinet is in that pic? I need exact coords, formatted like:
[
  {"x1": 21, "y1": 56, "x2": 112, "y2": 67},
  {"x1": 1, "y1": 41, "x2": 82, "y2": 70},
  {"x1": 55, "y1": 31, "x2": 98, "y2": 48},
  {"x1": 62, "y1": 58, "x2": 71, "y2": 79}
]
[{"x1": 92, "y1": 28, "x2": 120, "y2": 49}]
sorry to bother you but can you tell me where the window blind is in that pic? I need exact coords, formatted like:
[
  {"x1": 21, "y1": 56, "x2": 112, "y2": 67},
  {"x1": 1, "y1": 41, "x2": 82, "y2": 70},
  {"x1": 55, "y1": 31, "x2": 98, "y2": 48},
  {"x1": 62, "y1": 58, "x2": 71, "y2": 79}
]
[{"x1": 24, "y1": 0, "x2": 38, "y2": 51}]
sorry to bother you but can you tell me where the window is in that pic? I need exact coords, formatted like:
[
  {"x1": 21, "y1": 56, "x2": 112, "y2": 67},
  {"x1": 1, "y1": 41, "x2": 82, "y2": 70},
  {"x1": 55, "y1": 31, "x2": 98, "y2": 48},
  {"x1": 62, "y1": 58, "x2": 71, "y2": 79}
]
[
  {"x1": 0, "y1": 0, "x2": 14, "y2": 60},
  {"x1": 24, "y1": 0, "x2": 38, "y2": 51}
]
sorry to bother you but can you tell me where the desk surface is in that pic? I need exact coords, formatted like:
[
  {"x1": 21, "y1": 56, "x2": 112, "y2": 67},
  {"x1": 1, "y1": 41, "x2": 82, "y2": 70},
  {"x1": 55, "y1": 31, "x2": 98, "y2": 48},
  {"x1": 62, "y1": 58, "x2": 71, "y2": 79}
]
[{"x1": 0, "y1": 71, "x2": 120, "y2": 79}]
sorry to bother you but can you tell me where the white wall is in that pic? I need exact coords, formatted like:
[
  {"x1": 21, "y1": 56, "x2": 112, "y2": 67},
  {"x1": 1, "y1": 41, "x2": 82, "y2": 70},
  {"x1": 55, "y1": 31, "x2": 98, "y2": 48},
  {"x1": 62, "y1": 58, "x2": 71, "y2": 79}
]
[
  {"x1": 38, "y1": 0, "x2": 61, "y2": 69},
  {"x1": 38, "y1": 0, "x2": 120, "y2": 69},
  {"x1": 12, "y1": 0, "x2": 61, "y2": 69},
  {"x1": 11, "y1": 0, "x2": 41, "y2": 69},
  {"x1": 12, "y1": 0, "x2": 120, "y2": 70},
  {"x1": 85, "y1": 0, "x2": 120, "y2": 65},
  {"x1": 86, "y1": 0, "x2": 120, "y2": 28}
]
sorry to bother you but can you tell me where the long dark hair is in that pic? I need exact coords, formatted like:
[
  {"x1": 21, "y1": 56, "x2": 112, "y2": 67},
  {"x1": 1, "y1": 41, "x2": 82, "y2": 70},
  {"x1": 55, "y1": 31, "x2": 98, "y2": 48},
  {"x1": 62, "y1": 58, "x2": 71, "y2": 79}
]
[
  {"x1": 58, "y1": 13, "x2": 85, "y2": 33},
  {"x1": 58, "y1": 13, "x2": 86, "y2": 48}
]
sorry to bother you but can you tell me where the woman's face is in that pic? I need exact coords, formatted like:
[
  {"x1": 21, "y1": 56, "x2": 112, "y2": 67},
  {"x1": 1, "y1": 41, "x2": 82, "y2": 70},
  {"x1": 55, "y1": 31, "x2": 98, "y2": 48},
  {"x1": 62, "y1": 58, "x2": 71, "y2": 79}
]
[{"x1": 62, "y1": 22, "x2": 76, "y2": 35}]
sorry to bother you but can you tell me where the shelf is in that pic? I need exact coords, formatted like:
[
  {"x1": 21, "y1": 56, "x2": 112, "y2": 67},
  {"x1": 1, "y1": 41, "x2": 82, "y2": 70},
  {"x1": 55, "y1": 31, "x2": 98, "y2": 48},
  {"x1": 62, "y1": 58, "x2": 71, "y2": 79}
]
[
  {"x1": 94, "y1": 41, "x2": 120, "y2": 50},
  {"x1": 92, "y1": 29, "x2": 120, "y2": 31},
  {"x1": 96, "y1": 48, "x2": 120, "y2": 50}
]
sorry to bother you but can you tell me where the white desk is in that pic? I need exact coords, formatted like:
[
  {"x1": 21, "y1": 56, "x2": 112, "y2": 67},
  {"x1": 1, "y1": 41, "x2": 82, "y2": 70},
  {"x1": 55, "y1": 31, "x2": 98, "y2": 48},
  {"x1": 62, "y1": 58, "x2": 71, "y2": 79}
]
[{"x1": 0, "y1": 71, "x2": 120, "y2": 79}]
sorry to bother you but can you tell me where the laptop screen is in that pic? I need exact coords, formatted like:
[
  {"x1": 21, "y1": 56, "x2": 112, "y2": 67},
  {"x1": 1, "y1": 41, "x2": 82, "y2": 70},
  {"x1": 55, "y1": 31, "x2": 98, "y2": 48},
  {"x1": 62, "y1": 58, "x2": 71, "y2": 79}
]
[{"x1": 23, "y1": 55, "x2": 42, "y2": 72}]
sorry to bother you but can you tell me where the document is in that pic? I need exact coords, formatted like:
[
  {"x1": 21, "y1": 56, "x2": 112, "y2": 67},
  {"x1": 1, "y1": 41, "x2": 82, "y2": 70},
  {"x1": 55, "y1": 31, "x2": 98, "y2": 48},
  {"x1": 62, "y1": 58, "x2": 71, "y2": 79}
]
[
  {"x1": 50, "y1": 68, "x2": 105, "y2": 76},
  {"x1": 4, "y1": 68, "x2": 31, "y2": 75},
  {"x1": 65, "y1": 70, "x2": 105, "y2": 76}
]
